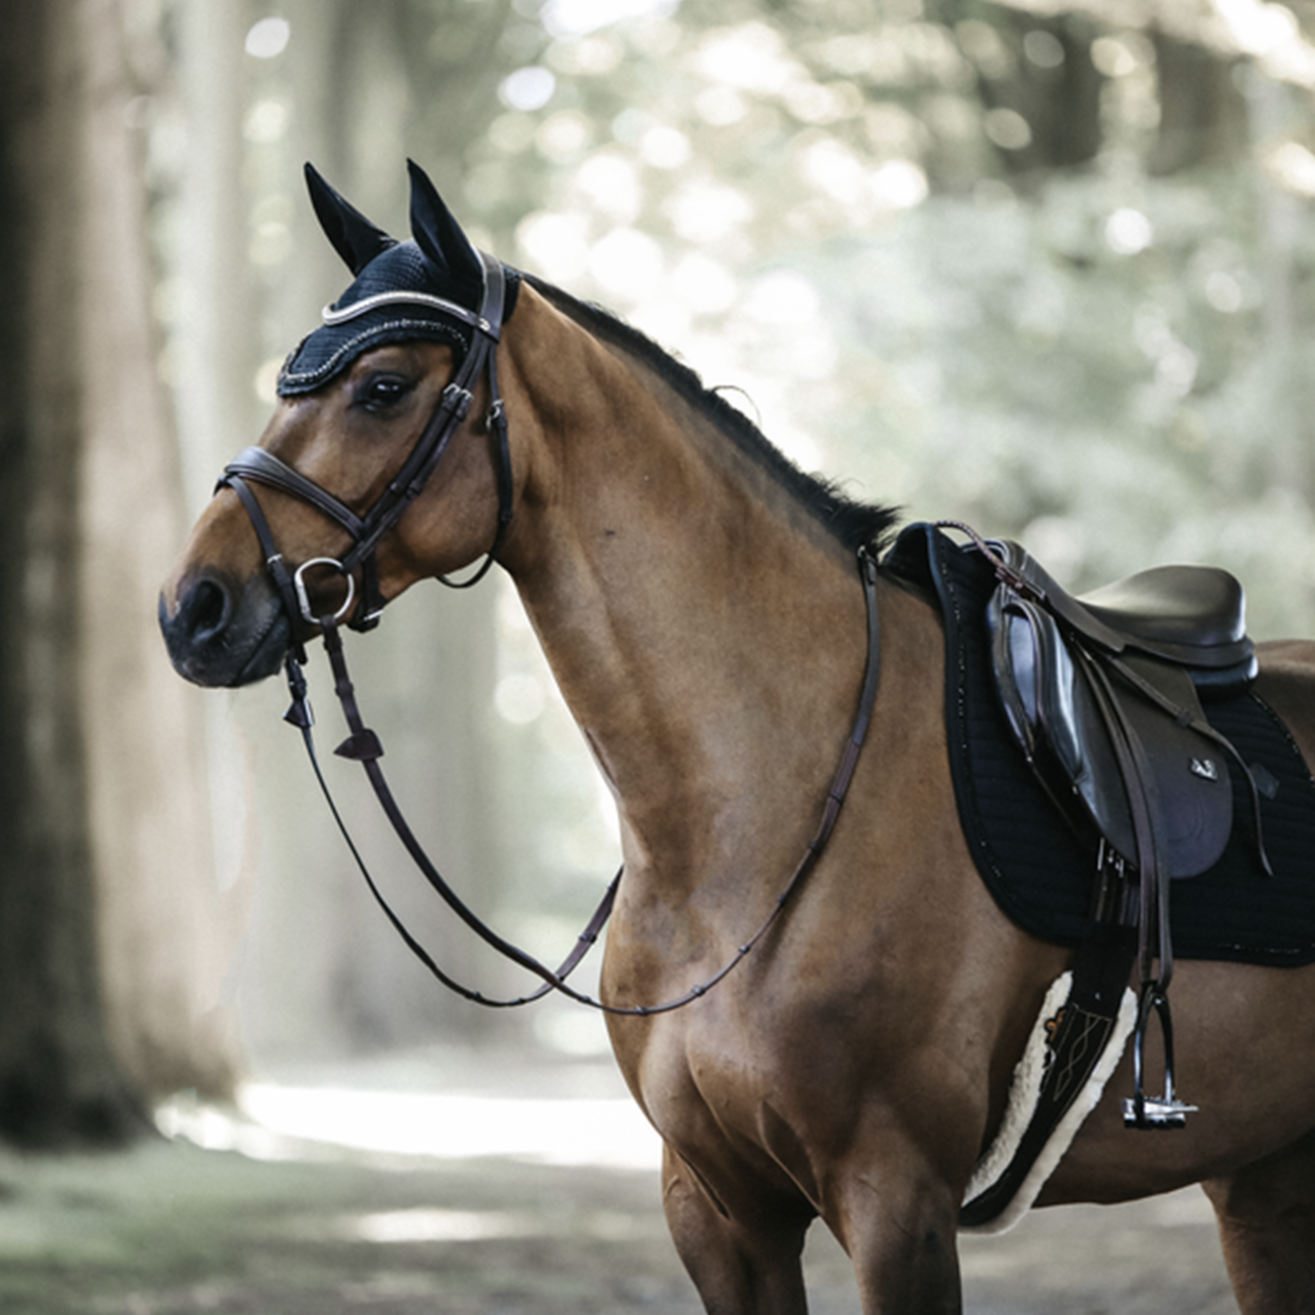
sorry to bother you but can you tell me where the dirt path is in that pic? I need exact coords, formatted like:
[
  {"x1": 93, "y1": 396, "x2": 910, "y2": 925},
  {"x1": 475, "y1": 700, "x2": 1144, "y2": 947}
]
[
  {"x1": 0, "y1": 1136, "x2": 1238, "y2": 1314},
  {"x1": 0, "y1": 1053, "x2": 1239, "y2": 1313}
]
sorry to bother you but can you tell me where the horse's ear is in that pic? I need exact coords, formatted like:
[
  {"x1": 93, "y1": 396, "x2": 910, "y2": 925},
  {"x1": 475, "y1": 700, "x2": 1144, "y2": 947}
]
[
  {"x1": 304, "y1": 163, "x2": 397, "y2": 275},
  {"x1": 407, "y1": 159, "x2": 483, "y2": 300}
]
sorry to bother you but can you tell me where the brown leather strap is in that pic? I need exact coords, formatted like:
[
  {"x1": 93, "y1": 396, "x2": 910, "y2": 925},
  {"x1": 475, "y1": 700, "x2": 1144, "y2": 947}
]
[
  {"x1": 227, "y1": 475, "x2": 309, "y2": 666},
  {"x1": 283, "y1": 642, "x2": 616, "y2": 1008},
  {"x1": 1078, "y1": 649, "x2": 1173, "y2": 990},
  {"x1": 283, "y1": 547, "x2": 882, "y2": 1014},
  {"x1": 221, "y1": 254, "x2": 512, "y2": 629}
]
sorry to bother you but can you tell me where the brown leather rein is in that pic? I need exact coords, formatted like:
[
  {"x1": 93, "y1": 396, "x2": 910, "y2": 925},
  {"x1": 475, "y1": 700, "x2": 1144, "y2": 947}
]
[{"x1": 217, "y1": 257, "x2": 883, "y2": 1014}]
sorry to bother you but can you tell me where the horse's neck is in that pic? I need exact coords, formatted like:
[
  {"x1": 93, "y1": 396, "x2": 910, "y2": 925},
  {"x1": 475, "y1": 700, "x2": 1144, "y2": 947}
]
[{"x1": 501, "y1": 299, "x2": 868, "y2": 900}]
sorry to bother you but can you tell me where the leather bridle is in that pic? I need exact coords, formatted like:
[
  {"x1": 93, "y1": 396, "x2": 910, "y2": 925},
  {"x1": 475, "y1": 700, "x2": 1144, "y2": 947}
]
[
  {"x1": 220, "y1": 251, "x2": 513, "y2": 648},
  {"x1": 213, "y1": 252, "x2": 884, "y2": 1014}
]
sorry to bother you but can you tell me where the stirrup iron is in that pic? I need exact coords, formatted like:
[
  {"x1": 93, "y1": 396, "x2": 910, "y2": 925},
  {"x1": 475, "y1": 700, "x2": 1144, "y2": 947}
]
[{"x1": 1123, "y1": 985, "x2": 1198, "y2": 1130}]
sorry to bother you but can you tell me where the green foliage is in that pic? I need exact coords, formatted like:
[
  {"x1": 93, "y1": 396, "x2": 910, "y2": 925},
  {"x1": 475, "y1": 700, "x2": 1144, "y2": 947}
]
[{"x1": 458, "y1": 1, "x2": 1315, "y2": 639}]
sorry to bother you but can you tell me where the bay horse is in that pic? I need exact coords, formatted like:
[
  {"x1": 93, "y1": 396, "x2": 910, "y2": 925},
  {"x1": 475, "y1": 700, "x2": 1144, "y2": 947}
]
[{"x1": 160, "y1": 162, "x2": 1315, "y2": 1313}]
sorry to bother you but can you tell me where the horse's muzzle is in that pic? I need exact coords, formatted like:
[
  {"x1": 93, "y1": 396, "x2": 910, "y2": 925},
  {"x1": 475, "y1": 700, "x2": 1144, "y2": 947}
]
[{"x1": 158, "y1": 571, "x2": 291, "y2": 687}]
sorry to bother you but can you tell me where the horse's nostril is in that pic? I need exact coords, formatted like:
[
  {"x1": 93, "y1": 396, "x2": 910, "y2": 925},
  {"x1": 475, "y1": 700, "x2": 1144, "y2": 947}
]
[
  {"x1": 161, "y1": 571, "x2": 287, "y2": 686},
  {"x1": 180, "y1": 578, "x2": 231, "y2": 643}
]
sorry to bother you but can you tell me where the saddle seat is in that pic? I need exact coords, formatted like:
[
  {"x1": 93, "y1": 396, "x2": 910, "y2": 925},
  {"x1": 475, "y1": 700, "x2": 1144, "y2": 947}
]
[{"x1": 993, "y1": 542, "x2": 1258, "y2": 695}]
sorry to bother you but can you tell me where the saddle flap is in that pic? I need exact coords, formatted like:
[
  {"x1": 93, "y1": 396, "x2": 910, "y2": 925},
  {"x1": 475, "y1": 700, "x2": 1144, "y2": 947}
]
[
  {"x1": 989, "y1": 591, "x2": 1137, "y2": 862},
  {"x1": 988, "y1": 591, "x2": 1233, "y2": 878},
  {"x1": 1106, "y1": 654, "x2": 1234, "y2": 877}
]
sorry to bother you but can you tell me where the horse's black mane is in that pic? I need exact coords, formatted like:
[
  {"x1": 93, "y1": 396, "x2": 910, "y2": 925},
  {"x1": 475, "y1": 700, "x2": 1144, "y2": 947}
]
[{"x1": 524, "y1": 274, "x2": 899, "y2": 558}]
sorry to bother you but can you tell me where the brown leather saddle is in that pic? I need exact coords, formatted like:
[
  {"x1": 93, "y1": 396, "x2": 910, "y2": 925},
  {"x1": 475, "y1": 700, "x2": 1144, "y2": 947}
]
[{"x1": 952, "y1": 523, "x2": 1270, "y2": 1129}]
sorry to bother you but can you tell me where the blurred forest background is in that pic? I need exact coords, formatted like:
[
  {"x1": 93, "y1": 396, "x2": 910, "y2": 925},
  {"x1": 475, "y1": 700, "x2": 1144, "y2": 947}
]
[{"x1": 5, "y1": 0, "x2": 1315, "y2": 1145}]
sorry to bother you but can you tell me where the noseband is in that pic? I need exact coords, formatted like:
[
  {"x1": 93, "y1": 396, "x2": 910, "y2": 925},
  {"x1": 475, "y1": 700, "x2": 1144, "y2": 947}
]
[
  {"x1": 219, "y1": 251, "x2": 513, "y2": 647},
  {"x1": 211, "y1": 253, "x2": 884, "y2": 1015}
]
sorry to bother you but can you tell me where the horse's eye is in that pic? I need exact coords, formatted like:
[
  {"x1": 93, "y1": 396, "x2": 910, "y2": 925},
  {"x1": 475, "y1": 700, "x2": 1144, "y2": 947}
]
[{"x1": 361, "y1": 376, "x2": 411, "y2": 412}]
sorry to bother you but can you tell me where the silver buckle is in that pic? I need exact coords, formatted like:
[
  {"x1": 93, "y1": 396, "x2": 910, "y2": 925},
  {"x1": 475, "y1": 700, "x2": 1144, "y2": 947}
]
[{"x1": 293, "y1": 557, "x2": 356, "y2": 625}]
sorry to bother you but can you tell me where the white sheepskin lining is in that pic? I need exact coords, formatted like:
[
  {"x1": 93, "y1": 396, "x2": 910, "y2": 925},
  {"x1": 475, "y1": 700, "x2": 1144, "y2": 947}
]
[{"x1": 961, "y1": 971, "x2": 1138, "y2": 1235}]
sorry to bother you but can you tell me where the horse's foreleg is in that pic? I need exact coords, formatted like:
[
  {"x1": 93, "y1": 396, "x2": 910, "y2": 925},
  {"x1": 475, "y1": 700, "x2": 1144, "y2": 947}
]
[
  {"x1": 1204, "y1": 1128, "x2": 1315, "y2": 1315},
  {"x1": 661, "y1": 1143, "x2": 811, "y2": 1315},
  {"x1": 830, "y1": 1167, "x2": 963, "y2": 1315}
]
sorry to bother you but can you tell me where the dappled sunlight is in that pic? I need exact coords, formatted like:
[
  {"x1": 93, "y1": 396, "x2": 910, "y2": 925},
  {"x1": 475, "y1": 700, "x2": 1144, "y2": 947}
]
[
  {"x1": 693, "y1": 22, "x2": 807, "y2": 96},
  {"x1": 500, "y1": 66, "x2": 557, "y2": 113},
  {"x1": 244, "y1": 17, "x2": 289, "y2": 60},
  {"x1": 542, "y1": 0, "x2": 679, "y2": 40},
  {"x1": 1265, "y1": 138, "x2": 1315, "y2": 196},
  {"x1": 516, "y1": 209, "x2": 591, "y2": 282},
  {"x1": 1215, "y1": 0, "x2": 1315, "y2": 84},
  {"x1": 667, "y1": 178, "x2": 754, "y2": 244},
  {"x1": 590, "y1": 227, "x2": 666, "y2": 300},
  {"x1": 798, "y1": 137, "x2": 929, "y2": 219},
  {"x1": 572, "y1": 150, "x2": 644, "y2": 223},
  {"x1": 672, "y1": 252, "x2": 737, "y2": 315},
  {"x1": 157, "y1": 1079, "x2": 663, "y2": 1171},
  {"x1": 337, "y1": 1208, "x2": 532, "y2": 1242},
  {"x1": 1105, "y1": 206, "x2": 1153, "y2": 255}
]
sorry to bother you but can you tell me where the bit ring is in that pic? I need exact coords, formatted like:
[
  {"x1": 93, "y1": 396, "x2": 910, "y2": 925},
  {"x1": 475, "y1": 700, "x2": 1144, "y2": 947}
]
[{"x1": 293, "y1": 557, "x2": 356, "y2": 625}]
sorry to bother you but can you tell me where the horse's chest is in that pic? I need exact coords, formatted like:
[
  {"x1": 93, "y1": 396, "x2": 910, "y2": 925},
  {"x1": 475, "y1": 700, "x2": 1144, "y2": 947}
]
[{"x1": 618, "y1": 1004, "x2": 810, "y2": 1161}]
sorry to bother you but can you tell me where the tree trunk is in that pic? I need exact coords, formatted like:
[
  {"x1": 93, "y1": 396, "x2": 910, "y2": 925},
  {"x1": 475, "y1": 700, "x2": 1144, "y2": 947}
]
[
  {"x1": 1151, "y1": 32, "x2": 1248, "y2": 175},
  {"x1": 0, "y1": 0, "x2": 239, "y2": 1146},
  {"x1": 0, "y1": 0, "x2": 143, "y2": 1146},
  {"x1": 80, "y1": 0, "x2": 245, "y2": 1103}
]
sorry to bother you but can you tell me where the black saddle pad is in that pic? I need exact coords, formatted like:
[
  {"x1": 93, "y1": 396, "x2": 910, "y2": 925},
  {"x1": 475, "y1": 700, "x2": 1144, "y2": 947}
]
[{"x1": 884, "y1": 523, "x2": 1315, "y2": 967}]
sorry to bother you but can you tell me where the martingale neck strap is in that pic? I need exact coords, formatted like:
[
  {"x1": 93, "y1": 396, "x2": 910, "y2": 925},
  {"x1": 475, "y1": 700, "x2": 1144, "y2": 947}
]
[{"x1": 283, "y1": 548, "x2": 883, "y2": 1015}]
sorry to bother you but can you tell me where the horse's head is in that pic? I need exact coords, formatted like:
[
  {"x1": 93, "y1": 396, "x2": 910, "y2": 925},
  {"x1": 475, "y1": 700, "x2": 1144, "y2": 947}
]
[{"x1": 159, "y1": 161, "x2": 519, "y2": 687}]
